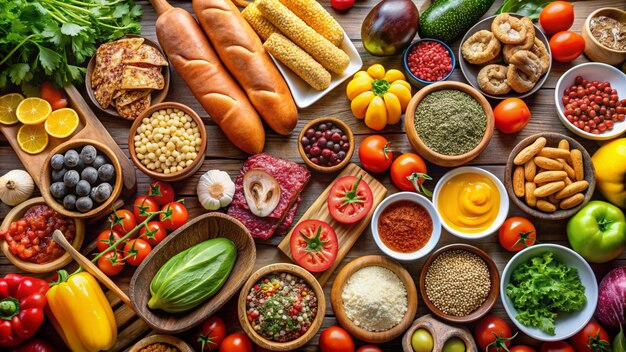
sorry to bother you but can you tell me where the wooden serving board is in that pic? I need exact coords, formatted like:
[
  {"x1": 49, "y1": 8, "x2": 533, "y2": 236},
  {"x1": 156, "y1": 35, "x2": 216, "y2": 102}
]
[
  {"x1": 278, "y1": 163, "x2": 388, "y2": 286},
  {"x1": 0, "y1": 84, "x2": 137, "y2": 196}
]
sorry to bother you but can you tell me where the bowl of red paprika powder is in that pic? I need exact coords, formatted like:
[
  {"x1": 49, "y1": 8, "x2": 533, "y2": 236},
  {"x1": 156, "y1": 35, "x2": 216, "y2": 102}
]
[
  {"x1": 403, "y1": 39, "x2": 456, "y2": 87},
  {"x1": 371, "y1": 192, "x2": 441, "y2": 261}
]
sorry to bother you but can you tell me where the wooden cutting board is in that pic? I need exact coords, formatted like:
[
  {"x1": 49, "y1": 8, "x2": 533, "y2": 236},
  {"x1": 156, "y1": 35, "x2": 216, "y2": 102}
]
[{"x1": 278, "y1": 163, "x2": 388, "y2": 286}]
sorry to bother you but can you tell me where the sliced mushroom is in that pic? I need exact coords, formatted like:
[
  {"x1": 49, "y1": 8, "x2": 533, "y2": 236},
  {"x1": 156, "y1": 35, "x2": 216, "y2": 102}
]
[{"x1": 243, "y1": 169, "x2": 281, "y2": 217}]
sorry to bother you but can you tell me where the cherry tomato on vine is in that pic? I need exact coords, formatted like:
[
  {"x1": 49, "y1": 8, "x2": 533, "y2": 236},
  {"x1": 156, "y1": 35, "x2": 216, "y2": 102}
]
[
  {"x1": 475, "y1": 315, "x2": 514, "y2": 352},
  {"x1": 319, "y1": 326, "x2": 354, "y2": 352},
  {"x1": 358, "y1": 135, "x2": 393, "y2": 173},
  {"x1": 133, "y1": 196, "x2": 159, "y2": 222},
  {"x1": 494, "y1": 98, "x2": 531, "y2": 134},
  {"x1": 109, "y1": 209, "x2": 137, "y2": 236},
  {"x1": 96, "y1": 229, "x2": 124, "y2": 252},
  {"x1": 219, "y1": 333, "x2": 253, "y2": 352},
  {"x1": 148, "y1": 181, "x2": 175, "y2": 206},
  {"x1": 97, "y1": 251, "x2": 124, "y2": 276},
  {"x1": 196, "y1": 315, "x2": 226, "y2": 351},
  {"x1": 140, "y1": 221, "x2": 168, "y2": 246},
  {"x1": 549, "y1": 31, "x2": 585, "y2": 63},
  {"x1": 539, "y1": 1, "x2": 574, "y2": 35},
  {"x1": 569, "y1": 321, "x2": 610, "y2": 352},
  {"x1": 498, "y1": 217, "x2": 537, "y2": 252},
  {"x1": 390, "y1": 153, "x2": 432, "y2": 195},
  {"x1": 510, "y1": 346, "x2": 537, "y2": 352},
  {"x1": 540, "y1": 341, "x2": 574, "y2": 352},
  {"x1": 123, "y1": 239, "x2": 152, "y2": 266},
  {"x1": 160, "y1": 202, "x2": 188, "y2": 231},
  {"x1": 40, "y1": 81, "x2": 67, "y2": 110}
]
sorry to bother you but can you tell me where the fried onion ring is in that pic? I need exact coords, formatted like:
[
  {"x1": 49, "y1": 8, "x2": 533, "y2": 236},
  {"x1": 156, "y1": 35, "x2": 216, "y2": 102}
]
[
  {"x1": 509, "y1": 50, "x2": 542, "y2": 81},
  {"x1": 492, "y1": 14, "x2": 527, "y2": 44},
  {"x1": 478, "y1": 64, "x2": 511, "y2": 95},
  {"x1": 503, "y1": 17, "x2": 535, "y2": 62},
  {"x1": 507, "y1": 64, "x2": 539, "y2": 93},
  {"x1": 462, "y1": 30, "x2": 502, "y2": 64},
  {"x1": 530, "y1": 38, "x2": 550, "y2": 75}
]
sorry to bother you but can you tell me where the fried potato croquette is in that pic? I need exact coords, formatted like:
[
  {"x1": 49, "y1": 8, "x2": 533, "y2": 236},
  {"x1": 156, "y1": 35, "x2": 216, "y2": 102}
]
[
  {"x1": 503, "y1": 17, "x2": 535, "y2": 62},
  {"x1": 530, "y1": 38, "x2": 550, "y2": 75},
  {"x1": 509, "y1": 50, "x2": 543, "y2": 81},
  {"x1": 462, "y1": 30, "x2": 502, "y2": 64},
  {"x1": 492, "y1": 14, "x2": 527, "y2": 44},
  {"x1": 478, "y1": 64, "x2": 511, "y2": 95},
  {"x1": 507, "y1": 64, "x2": 539, "y2": 93}
]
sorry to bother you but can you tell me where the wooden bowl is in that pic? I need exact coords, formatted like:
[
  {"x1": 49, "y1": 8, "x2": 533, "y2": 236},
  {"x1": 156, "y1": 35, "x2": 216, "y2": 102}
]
[
  {"x1": 401, "y1": 314, "x2": 478, "y2": 352},
  {"x1": 129, "y1": 212, "x2": 256, "y2": 334},
  {"x1": 419, "y1": 244, "x2": 499, "y2": 324},
  {"x1": 85, "y1": 34, "x2": 170, "y2": 118},
  {"x1": 459, "y1": 14, "x2": 552, "y2": 99},
  {"x1": 41, "y1": 139, "x2": 123, "y2": 219},
  {"x1": 238, "y1": 263, "x2": 325, "y2": 351},
  {"x1": 0, "y1": 197, "x2": 85, "y2": 273},
  {"x1": 129, "y1": 334, "x2": 193, "y2": 352},
  {"x1": 404, "y1": 81, "x2": 494, "y2": 167},
  {"x1": 330, "y1": 255, "x2": 418, "y2": 343},
  {"x1": 582, "y1": 8, "x2": 626, "y2": 65},
  {"x1": 128, "y1": 102, "x2": 207, "y2": 181},
  {"x1": 297, "y1": 117, "x2": 355, "y2": 173},
  {"x1": 504, "y1": 133, "x2": 596, "y2": 220}
]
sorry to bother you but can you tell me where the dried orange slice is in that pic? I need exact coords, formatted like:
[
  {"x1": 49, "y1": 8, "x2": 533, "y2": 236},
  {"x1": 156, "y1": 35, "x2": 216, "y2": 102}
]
[
  {"x1": 45, "y1": 108, "x2": 79, "y2": 138},
  {"x1": 17, "y1": 124, "x2": 49, "y2": 154},
  {"x1": 16, "y1": 97, "x2": 51, "y2": 125},
  {"x1": 0, "y1": 93, "x2": 24, "y2": 125}
]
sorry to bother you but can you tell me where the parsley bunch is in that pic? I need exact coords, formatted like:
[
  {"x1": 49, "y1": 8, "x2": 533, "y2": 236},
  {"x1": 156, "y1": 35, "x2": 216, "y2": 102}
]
[
  {"x1": 0, "y1": 0, "x2": 142, "y2": 90},
  {"x1": 506, "y1": 251, "x2": 587, "y2": 335}
]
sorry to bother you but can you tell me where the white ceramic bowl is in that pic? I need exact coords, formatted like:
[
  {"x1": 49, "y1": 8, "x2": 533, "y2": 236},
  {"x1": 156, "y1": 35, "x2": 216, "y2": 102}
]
[
  {"x1": 500, "y1": 244, "x2": 598, "y2": 341},
  {"x1": 432, "y1": 167, "x2": 509, "y2": 240},
  {"x1": 371, "y1": 192, "x2": 441, "y2": 261},
  {"x1": 269, "y1": 32, "x2": 362, "y2": 108},
  {"x1": 555, "y1": 62, "x2": 626, "y2": 140}
]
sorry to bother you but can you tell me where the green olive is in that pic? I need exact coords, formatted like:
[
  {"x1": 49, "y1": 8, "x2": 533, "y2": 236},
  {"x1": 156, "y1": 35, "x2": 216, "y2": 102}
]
[
  {"x1": 443, "y1": 337, "x2": 466, "y2": 352},
  {"x1": 411, "y1": 328, "x2": 434, "y2": 352}
]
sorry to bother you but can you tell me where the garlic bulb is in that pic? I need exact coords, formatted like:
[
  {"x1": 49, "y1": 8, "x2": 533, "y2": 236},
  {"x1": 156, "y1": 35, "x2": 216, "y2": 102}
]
[
  {"x1": 197, "y1": 170, "x2": 235, "y2": 210},
  {"x1": 0, "y1": 170, "x2": 34, "y2": 206}
]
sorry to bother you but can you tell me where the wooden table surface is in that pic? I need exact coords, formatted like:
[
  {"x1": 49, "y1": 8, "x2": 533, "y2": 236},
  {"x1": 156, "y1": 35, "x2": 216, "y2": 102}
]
[{"x1": 1, "y1": 0, "x2": 625, "y2": 350}]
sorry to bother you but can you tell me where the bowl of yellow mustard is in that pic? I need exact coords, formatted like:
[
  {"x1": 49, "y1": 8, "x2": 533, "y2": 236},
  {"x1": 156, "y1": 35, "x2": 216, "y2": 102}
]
[{"x1": 433, "y1": 167, "x2": 509, "y2": 240}]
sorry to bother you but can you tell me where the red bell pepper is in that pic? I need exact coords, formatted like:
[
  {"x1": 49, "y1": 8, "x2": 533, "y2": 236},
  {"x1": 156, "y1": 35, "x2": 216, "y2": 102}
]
[
  {"x1": 0, "y1": 274, "x2": 48, "y2": 347},
  {"x1": 11, "y1": 338, "x2": 56, "y2": 352}
]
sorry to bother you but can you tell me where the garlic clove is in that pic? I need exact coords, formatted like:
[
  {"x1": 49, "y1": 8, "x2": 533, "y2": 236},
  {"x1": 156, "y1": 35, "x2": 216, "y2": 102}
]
[{"x1": 243, "y1": 169, "x2": 281, "y2": 218}]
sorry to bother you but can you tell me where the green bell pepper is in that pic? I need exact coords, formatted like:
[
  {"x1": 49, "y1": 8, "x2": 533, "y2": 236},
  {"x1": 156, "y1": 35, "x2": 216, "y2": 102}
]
[{"x1": 567, "y1": 201, "x2": 626, "y2": 263}]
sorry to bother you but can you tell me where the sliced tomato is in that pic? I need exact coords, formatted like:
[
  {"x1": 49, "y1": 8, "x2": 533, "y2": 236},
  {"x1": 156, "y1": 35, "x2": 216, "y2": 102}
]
[
  {"x1": 290, "y1": 220, "x2": 338, "y2": 273},
  {"x1": 327, "y1": 175, "x2": 373, "y2": 224}
]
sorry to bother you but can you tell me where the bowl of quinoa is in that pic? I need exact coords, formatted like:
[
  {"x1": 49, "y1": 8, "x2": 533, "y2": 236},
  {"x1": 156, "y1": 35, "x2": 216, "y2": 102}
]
[
  {"x1": 419, "y1": 244, "x2": 500, "y2": 323},
  {"x1": 238, "y1": 263, "x2": 325, "y2": 351}
]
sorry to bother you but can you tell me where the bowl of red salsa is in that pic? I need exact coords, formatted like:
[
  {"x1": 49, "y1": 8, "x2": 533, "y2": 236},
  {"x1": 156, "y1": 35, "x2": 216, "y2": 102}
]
[
  {"x1": 403, "y1": 39, "x2": 456, "y2": 87},
  {"x1": 371, "y1": 192, "x2": 441, "y2": 261},
  {"x1": 0, "y1": 197, "x2": 85, "y2": 273}
]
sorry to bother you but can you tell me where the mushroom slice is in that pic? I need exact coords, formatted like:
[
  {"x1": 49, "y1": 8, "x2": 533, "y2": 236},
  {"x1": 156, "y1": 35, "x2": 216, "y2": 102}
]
[{"x1": 243, "y1": 169, "x2": 281, "y2": 218}]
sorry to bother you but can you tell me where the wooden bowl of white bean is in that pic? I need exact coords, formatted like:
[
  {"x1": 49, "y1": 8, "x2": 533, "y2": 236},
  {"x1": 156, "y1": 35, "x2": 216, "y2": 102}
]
[{"x1": 128, "y1": 102, "x2": 207, "y2": 181}]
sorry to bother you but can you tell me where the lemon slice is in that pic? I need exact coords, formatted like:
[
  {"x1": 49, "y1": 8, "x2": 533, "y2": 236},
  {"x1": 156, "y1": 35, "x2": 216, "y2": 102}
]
[
  {"x1": 0, "y1": 93, "x2": 25, "y2": 125},
  {"x1": 16, "y1": 97, "x2": 52, "y2": 125},
  {"x1": 45, "y1": 108, "x2": 79, "y2": 138},
  {"x1": 17, "y1": 124, "x2": 49, "y2": 154}
]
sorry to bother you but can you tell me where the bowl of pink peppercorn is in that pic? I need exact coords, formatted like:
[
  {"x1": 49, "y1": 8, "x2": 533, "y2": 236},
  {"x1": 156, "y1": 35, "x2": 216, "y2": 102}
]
[{"x1": 403, "y1": 39, "x2": 455, "y2": 87}]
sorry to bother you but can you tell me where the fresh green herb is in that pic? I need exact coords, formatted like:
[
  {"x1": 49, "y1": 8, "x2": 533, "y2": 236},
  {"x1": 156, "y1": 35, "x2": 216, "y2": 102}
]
[
  {"x1": 495, "y1": 0, "x2": 554, "y2": 20},
  {"x1": 0, "y1": 0, "x2": 142, "y2": 90},
  {"x1": 506, "y1": 251, "x2": 586, "y2": 335}
]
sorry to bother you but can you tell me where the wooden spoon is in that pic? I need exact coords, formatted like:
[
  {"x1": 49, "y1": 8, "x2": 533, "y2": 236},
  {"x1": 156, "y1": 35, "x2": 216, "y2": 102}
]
[{"x1": 52, "y1": 230, "x2": 131, "y2": 306}]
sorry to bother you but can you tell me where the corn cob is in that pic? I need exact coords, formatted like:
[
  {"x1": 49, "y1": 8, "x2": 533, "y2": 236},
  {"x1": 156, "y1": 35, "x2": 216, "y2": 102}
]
[
  {"x1": 278, "y1": 0, "x2": 344, "y2": 46},
  {"x1": 264, "y1": 33, "x2": 331, "y2": 90},
  {"x1": 242, "y1": 2, "x2": 278, "y2": 42},
  {"x1": 257, "y1": 0, "x2": 349, "y2": 74}
]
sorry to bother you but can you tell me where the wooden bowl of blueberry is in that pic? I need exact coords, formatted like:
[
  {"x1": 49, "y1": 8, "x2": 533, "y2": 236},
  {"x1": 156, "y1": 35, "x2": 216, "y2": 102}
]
[{"x1": 41, "y1": 139, "x2": 123, "y2": 219}]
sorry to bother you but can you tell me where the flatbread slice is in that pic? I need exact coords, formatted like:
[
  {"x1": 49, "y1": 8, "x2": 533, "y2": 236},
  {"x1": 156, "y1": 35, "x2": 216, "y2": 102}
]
[
  {"x1": 116, "y1": 89, "x2": 152, "y2": 107},
  {"x1": 117, "y1": 94, "x2": 150, "y2": 120},
  {"x1": 123, "y1": 45, "x2": 168, "y2": 66},
  {"x1": 92, "y1": 38, "x2": 144, "y2": 88},
  {"x1": 121, "y1": 66, "x2": 164, "y2": 90}
]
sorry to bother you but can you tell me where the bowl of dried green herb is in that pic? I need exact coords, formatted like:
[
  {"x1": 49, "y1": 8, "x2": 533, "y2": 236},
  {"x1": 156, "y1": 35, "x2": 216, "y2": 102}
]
[{"x1": 404, "y1": 81, "x2": 494, "y2": 167}]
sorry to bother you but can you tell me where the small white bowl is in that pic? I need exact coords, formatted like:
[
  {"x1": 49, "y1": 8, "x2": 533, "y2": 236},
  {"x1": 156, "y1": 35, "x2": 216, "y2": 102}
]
[
  {"x1": 371, "y1": 192, "x2": 441, "y2": 261},
  {"x1": 501, "y1": 244, "x2": 598, "y2": 341},
  {"x1": 432, "y1": 167, "x2": 509, "y2": 240},
  {"x1": 269, "y1": 32, "x2": 362, "y2": 108},
  {"x1": 555, "y1": 62, "x2": 626, "y2": 140}
]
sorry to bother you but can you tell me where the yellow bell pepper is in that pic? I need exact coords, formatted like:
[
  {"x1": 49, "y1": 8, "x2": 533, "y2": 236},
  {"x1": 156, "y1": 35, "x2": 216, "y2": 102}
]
[
  {"x1": 346, "y1": 64, "x2": 412, "y2": 130},
  {"x1": 592, "y1": 138, "x2": 626, "y2": 208},
  {"x1": 46, "y1": 271, "x2": 117, "y2": 352}
]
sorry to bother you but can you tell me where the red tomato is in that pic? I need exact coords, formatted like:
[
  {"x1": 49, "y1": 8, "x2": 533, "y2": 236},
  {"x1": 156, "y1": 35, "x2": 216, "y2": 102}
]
[
  {"x1": 219, "y1": 333, "x2": 253, "y2": 352},
  {"x1": 540, "y1": 341, "x2": 575, "y2": 352},
  {"x1": 569, "y1": 321, "x2": 610, "y2": 352},
  {"x1": 357, "y1": 346, "x2": 382, "y2": 352},
  {"x1": 123, "y1": 239, "x2": 152, "y2": 267},
  {"x1": 328, "y1": 175, "x2": 374, "y2": 224},
  {"x1": 498, "y1": 217, "x2": 537, "y2": 252},
  {"x1": 549, "y1": 31, "x2": 585, "y2": 63},
  {"x1": 139, "y1": 221, "x2": 168, "y2": 246},
  {"x1": 390, "y1": 153, "x2": 432, "y2": 195},
  {"x1": 511, "y1": 347, "x2": 537, "y2": 352},
  {"x1": 320, "y1": 326, "x2": 355, "y2": 352},
  {"x1": 539, "y1": 1, "x2": 575, "y2": 35},
  {"x1": 494, "y1": 98, "x2": 531, "y2": 134},
  {"x1": 97, "y1": 251, "x2": 125, "y2": 276},
  {"x1": 331, "y1": 0, "x2": 354, "y2": 11},
  {"x1": 290, "y1": 219, "x2": 338, "y2": 273},
  {"x1": 11, "y1": 338, "x2": 57, "y2": 352},
  {"x1": 40, "y1": 81, "x2": 67, "y2": 110},
  {"x1": 148, "y1": 181, "x2": 175, "y2": 206},
  {"x1": 109, "y1": 209, "x2": 137, "y2": 236},
  {"x1": 358, "y1": 135, "x2": 393, "y2": 173},
  {"x1": 475, "y1": 315, "x2": 513, "y2": 352},
  {"x1": 133, "y1": 196, "x2": 160, "y2": 222},
  {"x1": 196, "y1": 316, "x2": 226, "y2": 351},
  {"x1": 96, "y1": 229, "x2": 124, "y2": 252},
  {"x1": 160, "y1": 202, "x2": 188, "y2": 231}
]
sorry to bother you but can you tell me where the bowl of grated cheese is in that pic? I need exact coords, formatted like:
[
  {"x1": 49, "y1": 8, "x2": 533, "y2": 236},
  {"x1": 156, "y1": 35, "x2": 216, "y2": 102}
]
[{"x1": 330, "y1": 255, "x2": 418, "y2": 343}]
